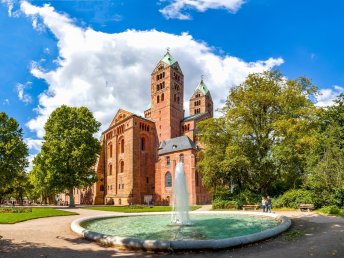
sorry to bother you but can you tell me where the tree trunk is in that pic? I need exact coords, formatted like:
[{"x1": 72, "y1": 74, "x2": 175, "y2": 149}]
[{"x1": 69, "y1": 188, "x2": 75, "y2": 208}]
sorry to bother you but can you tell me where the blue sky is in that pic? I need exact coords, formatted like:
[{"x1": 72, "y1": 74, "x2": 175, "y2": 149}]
[{"x1": 1, "y1": 0, "x2": 344, "y2": 166}]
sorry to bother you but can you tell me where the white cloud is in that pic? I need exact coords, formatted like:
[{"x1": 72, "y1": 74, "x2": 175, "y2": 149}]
[
  {"x1": 19, "y1": 1, "x2": 283, "y2": 140},
  {"x1": 316, "y1": 85, "x2": 344, "y2": 107},
  {"x1": 1, "y1": 0, "x2": 14, "y2": 17},
  {"x1": 160, "y1": 0, "x2": 245, "y2": 20},
  {"x1": 16, "y1": 82, "x2": 32, "y2": 104},
  {"x1": 24, "y1": 138, "x2": 42, "y2": 172},
  {"x1": 2, "y1": 99, "x2": 9, "y2": 105},
  {"x1": 24, "y1": 138, "x2": 43, "y2": 152},
  {"x1": 27, "y1": 154, "x2": 36, "y2": 172}
]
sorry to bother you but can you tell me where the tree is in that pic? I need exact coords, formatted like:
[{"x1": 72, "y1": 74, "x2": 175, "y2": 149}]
[
  {"x1": 305, "y1": 94, "x2": 344, "y2": 207},
  {"x1": 0, "y1": 112, "x2": 28, "y2": 202},
  {"x1": 198, "y1": 70, "x2": 318, "y2": 197},
  {"x1": 31, "y1": 105, "x2": 101, "y2": 207}
]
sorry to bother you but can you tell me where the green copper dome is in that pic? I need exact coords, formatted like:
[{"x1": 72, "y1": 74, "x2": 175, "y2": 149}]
[
  {"x1": 195, "y1": 79, "x2": 210, "y2": 95},
  {"x1": 161, "y1": 51, "x2": 177, "y2": 66}
]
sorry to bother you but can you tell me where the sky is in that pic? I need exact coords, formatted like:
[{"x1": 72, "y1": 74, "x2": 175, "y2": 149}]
[{"x1": 1, "y1": 0, "x2": 344, "y2": 168}]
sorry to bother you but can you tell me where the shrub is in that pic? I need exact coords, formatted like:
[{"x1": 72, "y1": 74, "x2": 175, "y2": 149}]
[
  {"x1": 274, "y1": 189, "x2": 314, "y2": 208},
  {"x1": 0, "y1": 207, "x2": 32, "y2": 213},
  {"x1": 234, "y1": 190, "x2": 260, "y2": 207},
  {"x1": 317, "y1": 205, "x2": 343, "y2": 216},
  {"x1": 212, "y1": 199, "x2": 239, "y2": 209}
]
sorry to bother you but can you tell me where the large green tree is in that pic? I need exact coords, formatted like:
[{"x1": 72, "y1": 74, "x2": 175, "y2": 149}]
[
  {"x1": 31, "y1": 105, "x2": 101, "y2": 207},
  {"x1": 305, "y1": 94, "x2": 344, "y2": 207},
  {"x1": 0, "y1": 112, "x2": 28, "y2": 202},
  {"x1": 198, "y1": 70, "x2": 318, "y2": 196}
]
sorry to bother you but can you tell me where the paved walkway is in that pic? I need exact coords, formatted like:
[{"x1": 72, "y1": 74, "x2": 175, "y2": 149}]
[{"x1": 0, "y1": 207, "x2": 343, "y2": 257}]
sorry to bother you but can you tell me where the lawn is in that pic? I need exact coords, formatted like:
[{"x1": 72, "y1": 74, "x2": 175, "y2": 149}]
[
  {"x1": 84, "y1": 205, "x2": 201, "y2": 213},
  {"x1": 0, "y1": 208, "x2": 78, "y2": 224}
]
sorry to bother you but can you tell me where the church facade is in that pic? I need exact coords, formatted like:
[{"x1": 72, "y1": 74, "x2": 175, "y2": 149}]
[{"x1": 91, "y1": 51, "x2": 213, "y2": 205}]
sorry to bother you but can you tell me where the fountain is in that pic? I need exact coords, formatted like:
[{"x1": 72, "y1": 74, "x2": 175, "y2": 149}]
[
  {"x1": 71, "y1": 162, "x2": 291, "y2": 251},
  {"x1": 170, "y1": 162, "x2": 192, "y2": 225}
]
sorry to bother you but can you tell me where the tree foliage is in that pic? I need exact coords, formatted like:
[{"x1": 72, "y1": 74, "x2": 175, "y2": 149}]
[
  {"x1": 197, "y1": 70, "x2": 319, "y2": 196},
  {"x1": 30, "y1": 105, "x2": 101, "y2": 207},
  {"x1": 0, "y1": 112, "x2": 28, "y2": 202},
  {"x1": 305, "y1": 94, "x2": 344, "y2": 207}
]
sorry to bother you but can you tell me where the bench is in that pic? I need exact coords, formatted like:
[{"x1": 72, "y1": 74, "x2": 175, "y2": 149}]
[
  {"x1": 242, "y1": 204, "x2": 259, "y2": 211},
  {"x1": 299, "y1": 204, "x2": 314, "y2": 212}
]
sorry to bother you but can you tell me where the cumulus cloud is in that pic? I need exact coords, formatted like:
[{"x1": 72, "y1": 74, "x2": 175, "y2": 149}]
[
  {"x1": 18, "y1": 1, "x2": 283, "y2": 139},
  {"x1": 16, "y1": 82, "x2": 32, "y2": 104},
  {"x1": 160, "y1": 0, "x2": 245, "y2": 20},
  {"x1": 316, "y1": 85, "x2": 344, "y2": 107},
  {"x1": 24, "y1": 138, "x2": 43, "y2": 152}
]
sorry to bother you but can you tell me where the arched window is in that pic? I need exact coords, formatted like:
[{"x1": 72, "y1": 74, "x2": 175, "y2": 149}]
[
  {"x1": 180, "y1": 154, "x2": 184, "y2": 163},
  {"x1": 100, "y1": 185, "x2": 104, "y2": 192},
  {"x1": 109, "y1": 164, "x2": 112, "y2": 176},
  {"x1": 120, "y1": 161, "x2": 124, "y2": 173},
  {"x1": 141, "y1": 137, "x2": 145, "y2": 151},
  {"x1": 165, "y1": 172, "x2": 172, "y2": 187},
  {"x1": 121, "y1": 139, "x2": 124, "y2": 153},
  {"x1": 161, "y1": 93, "x2": 164, "y2": 101}
]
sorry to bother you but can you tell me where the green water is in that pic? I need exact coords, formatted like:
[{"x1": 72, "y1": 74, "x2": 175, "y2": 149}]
[{"x1": 82, "y1": 214, "x2": 280, "y2": 240}]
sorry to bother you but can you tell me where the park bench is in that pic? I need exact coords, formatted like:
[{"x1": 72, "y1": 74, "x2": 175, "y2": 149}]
[
  {"x1": 242, "y1": 204, "x2": 259, "y2": 211},
  {"x1": 299, "y1": 204, "x2": 314, "y2": 212}
]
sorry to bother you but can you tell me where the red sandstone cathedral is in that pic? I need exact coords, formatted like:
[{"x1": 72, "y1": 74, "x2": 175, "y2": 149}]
[{"x1": 69, "y1": 51, "x2": 213, "y2": 206}]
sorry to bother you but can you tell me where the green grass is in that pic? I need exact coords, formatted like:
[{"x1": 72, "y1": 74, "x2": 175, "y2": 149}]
[
  {"x1": 316, "y1": 206, "x2": 344, "y2": 217},
  {"x1": 282, "y1": 229, "x2": 303, "y2": 241},
  {"x1": 84, "y1": 205, "x2": 201, "y2": 213},
  {"x1": 0, "y1": 208, "x2": 78, "y2": 224}
]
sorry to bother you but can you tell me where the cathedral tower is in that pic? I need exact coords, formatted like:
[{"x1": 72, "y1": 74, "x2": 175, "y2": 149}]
[
  {"x1": 189, "y1": 79, "x2": 213, "y2": 117},
  {"x1": 150, "y1": 50, "x2": 184, "y2": 144}
]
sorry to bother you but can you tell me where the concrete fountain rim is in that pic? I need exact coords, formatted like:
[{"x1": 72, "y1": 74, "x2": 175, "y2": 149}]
[{"x1": 71, "y1": 211, "x2": 291, "y2": 251}]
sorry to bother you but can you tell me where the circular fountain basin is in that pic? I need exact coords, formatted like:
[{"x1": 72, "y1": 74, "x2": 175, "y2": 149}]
[{"x1": 71, "y1": 211, "x2": 291, "y2": 251}]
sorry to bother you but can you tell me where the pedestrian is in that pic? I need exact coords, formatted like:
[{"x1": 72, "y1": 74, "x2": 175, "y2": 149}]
[
  {"x1": 261, "y1": 196, "x2": 266, "y2": 212},
  {"x1": 267, "y1": 196, "x2": 272, "y2": 213}
]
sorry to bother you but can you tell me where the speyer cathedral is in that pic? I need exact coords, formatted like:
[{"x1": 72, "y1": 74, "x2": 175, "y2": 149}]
[{"x1": 70, "y1": 51, "x2": 213, "y2": 206}]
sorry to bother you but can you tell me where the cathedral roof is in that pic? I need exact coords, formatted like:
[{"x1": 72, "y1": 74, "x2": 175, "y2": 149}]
[
  {"x1": 183, "y1": 112, "x2": 208, "y2": 122},
  {"x1": 161, "y1": 50, "x2": 177, "y2": 66},
  {"x1": 195, "y1": 79, "x2": 210, "y2": 96},
  {"x1": 158, "y1": 136, "x2": 197, "y2": 155}
]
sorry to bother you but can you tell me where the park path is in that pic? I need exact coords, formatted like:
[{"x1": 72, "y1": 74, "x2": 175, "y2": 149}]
[{"x1": 0, "y1": 206, "x2": 343, "y2": 258}]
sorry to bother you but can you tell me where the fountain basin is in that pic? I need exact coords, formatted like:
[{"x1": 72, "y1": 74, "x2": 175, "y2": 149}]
[{"x1": 71, "y1": 211, "x2": 291, "y2": 251}]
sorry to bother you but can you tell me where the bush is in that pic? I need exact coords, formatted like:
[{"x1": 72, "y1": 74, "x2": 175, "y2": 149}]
[
  {"x1": 212, "y1": 199, "x2": 239, "y2": 209},
  {"x1": 274, "y1": 189, "x2": 314, "y2": 209},
  {"x1": 234, "y1": 190, "x2": 260, "y2": 207},
  {"x1": 317, "y1": 205, "x2": 343, "y2": 216},
  {"x1": 0, "y1": 207, "x2": 32, "y2": 213}
]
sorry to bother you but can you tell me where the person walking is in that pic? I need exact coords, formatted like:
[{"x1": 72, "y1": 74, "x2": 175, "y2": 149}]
[{"x1": 267, "y1": 196, "x2": 272, "y2": 213}]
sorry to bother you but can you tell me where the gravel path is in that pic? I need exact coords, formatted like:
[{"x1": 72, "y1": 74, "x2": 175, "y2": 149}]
[{"x1": 0, "y1": 207, "x2": 343, "y2": 258}]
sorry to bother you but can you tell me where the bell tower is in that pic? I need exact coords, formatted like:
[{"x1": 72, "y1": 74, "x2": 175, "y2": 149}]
[
  {"x1": 150, "y1": 50, "x2": 184, "y2": 144},
  {"x1": 189, "y1": 78, "x2": 213, "y2": 117}
]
